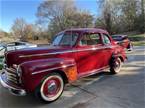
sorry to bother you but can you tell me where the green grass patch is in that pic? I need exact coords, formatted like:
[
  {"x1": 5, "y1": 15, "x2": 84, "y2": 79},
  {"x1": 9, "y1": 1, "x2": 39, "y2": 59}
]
[
  {"x1": 128, "y1": 34, "x2": 145, "y2": 37},
  {"x1": 129, "y1": 34, "x2": 145, "y2": 46},
  {"x1": 128, "y1": 34, "x2": 145, "y2": 41},
  {"x1": 132, "y1": 41, "x2": 145, "y2": 46}
]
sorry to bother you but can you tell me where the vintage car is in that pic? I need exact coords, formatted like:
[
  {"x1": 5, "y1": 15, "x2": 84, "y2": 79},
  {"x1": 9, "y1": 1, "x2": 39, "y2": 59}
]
[
  {"x1": 0, "y1": 41, "x2": 37, "y2": 57},
  {"x1": 0, "y1": 28, "x2": 127, "y2": 103},
  {"x1": 111, "y1": 35, "x2": 133, "y2": 51}
]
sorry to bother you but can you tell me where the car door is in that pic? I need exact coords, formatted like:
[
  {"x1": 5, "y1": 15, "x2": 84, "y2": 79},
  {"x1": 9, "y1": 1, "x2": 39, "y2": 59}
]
[
  {"x1": 101, "y1": 33, "x2": 113, "y2": 66},
  {"x1": 75, "y1": 32, "x2": 105, "y2": 76}
]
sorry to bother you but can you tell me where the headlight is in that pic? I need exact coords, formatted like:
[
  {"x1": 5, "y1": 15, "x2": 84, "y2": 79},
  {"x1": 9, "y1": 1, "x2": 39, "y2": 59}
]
[
  {"x1": 12, "y1": 64, "x2": 22, "y2": 77},
  {"x1": 17, "y1": 66, "x2": 22, "y2": 77},
  {"x1": 13, "y1": 64, "x2": 18, "y2": 69},
  {"x1": 17, "y1": 66, "x2": 22, "y2": 83},
  {"x1": 12, "y1": 64, "x2": 22, "y2": 83}
]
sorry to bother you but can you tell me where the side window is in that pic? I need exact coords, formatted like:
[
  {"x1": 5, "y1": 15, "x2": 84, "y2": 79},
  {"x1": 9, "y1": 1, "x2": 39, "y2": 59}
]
[
  {"x1": 60, "y1": 33, "x2": 78, "y2": 46},
  {"x1": 80, "y1": 33, "x2": 101, "y2": 46},
  {"x1": 102, "y1": 34, "x2": 111, "y2": 44}
]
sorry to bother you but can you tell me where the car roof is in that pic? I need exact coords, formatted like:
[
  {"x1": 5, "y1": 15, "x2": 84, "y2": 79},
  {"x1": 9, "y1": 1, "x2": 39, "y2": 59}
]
[
  {"x1": 112, "y1": 35, "x2": 127, "y2": 37},
  {"x1": 57, "y1": 28, "x2": 109, "y2": 35}
]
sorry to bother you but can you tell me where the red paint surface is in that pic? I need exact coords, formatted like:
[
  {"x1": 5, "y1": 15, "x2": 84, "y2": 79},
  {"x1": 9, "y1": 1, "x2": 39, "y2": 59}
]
[{"x1": 5, "y1": 28, "x2": 127, "y2": 92}]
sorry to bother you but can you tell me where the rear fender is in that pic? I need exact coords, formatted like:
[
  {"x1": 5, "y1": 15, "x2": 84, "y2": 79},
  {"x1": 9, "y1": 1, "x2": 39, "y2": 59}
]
[{"x1": 110, "y1": 50, "x2": 126, "y2": 68}]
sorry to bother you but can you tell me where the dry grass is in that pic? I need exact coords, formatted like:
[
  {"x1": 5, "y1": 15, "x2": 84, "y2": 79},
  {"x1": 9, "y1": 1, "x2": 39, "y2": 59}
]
[
  {"x1": 28, "y1": 39, "x2": 49, "y2": 45},
  {"x1": 0, "y1": 36, "x2": 49, "y2": 45},
  {"x1": 132, "y1": 41, "x2": 145, "y2": 46},
  {"x1": 0, "y1": 37, "x2": 15, "y2": 43}
]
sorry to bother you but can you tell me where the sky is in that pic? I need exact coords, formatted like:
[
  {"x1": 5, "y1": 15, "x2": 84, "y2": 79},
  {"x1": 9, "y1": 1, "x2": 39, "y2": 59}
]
[{"x1": 0, "y1": 0, "x2": 99, "y2": 32}]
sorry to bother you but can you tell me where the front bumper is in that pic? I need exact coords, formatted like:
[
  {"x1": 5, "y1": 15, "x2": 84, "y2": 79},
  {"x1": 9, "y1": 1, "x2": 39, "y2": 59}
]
[{"x1": 0, "y1": 72, "x2": 26, "y2": 96}]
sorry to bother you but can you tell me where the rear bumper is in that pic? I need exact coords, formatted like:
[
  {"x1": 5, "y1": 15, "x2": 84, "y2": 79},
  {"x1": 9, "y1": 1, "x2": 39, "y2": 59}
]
[{"x1": 0, "y1": 72, "x2": 26, "y2": 96}]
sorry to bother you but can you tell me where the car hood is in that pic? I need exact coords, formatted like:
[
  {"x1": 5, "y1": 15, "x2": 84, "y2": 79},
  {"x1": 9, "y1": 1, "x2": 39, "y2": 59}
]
[{"x1": 5, "y1": 45, "x2": 72, "y2": 66}]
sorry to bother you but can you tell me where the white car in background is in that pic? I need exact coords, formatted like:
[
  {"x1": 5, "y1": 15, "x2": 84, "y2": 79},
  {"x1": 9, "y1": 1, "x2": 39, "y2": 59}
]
[{"x1": 0, "y1": 41, "x2": 37, "y2": 57}]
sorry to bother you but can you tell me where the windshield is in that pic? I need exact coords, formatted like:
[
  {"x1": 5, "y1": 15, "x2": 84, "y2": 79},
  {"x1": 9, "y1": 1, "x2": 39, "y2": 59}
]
[{"x1": 52, "y1": 32, "x2": 79, "y2": 46}]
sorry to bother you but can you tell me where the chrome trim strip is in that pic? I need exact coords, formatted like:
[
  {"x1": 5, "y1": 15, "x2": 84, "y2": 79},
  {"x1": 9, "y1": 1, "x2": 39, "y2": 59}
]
[
  {"x1": 6, "y1": 68, "x2": 15, "y2": 73},
  {"x1": 8, "y1": 78, "x2": 18, "y2": 84},
  {"x1": 32, "y1": 64, "x2": 75, "y2": 75},
  {"x1": 79, "y1": 66, "x2": 109, "y2": 78},
  {"x1": 19, "y1": 46, "x2": 116, "y2": 58},
  {"x1": 5, "y1": 71, "x2": 17, "y2": 76},
  {"x1": 86, "y1": 66, "x2": 109, "y2": 74},
  {"x1": 20, "y1": 50, "x2": 74, "y2": 58},
  {"x1": 5, "y1": 67, "x2": 17, "y2": 74}
]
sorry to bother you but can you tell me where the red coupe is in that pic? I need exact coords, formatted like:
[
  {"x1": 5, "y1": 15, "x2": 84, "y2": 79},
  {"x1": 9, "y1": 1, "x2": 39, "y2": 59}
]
[
  {"x1": 111, "y1": 35, "x2": 133, "y2": 51},
  {"x1": 0, "y1": 28, "x2": 127, "y2": 102}
]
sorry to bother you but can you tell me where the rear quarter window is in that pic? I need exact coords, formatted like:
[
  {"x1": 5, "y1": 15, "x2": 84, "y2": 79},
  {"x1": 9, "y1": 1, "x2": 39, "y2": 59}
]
[{"x1": 102, "y1": 34, "x2": 111, "y2": 44}]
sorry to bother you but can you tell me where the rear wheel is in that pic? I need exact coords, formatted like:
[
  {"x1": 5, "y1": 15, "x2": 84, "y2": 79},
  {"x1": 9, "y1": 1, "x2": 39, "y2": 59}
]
[
  {"x1": 127, "y1": 43, "x2": 133, "y2": 51},
  {"x1": 110, "y1": 58, "x2": 122, "y2": 74},
  {"x1": 35, "y1": 73, "x2": 64, "y2": 103}
]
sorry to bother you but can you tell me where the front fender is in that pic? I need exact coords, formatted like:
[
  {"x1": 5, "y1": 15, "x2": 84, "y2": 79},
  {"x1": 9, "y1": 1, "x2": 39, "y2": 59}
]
[{"x1": 20, "y1": 58, "x2": 77, "y2": 92}]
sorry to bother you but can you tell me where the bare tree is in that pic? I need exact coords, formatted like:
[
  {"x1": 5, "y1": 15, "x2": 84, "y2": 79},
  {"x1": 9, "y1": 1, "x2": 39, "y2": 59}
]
[
  {"x1": 11, "y1": 18, "x2": 38, "y2": 41},
  {"x1": 96, "y1": 0, "x2": 145, "y2": 34},
  {"x1": 140, "y1": 0, "x2": 145, "y2": 33},
  {"x1": 11, "y1": 18, "x2": 27, "y2": 40},
  {"x1": 0, "y1": 29, "x2": 5, "y2": 38},
  {"x1": 37, "y1": 0, "x2": 94, "y2": 37},
  {"x1": 96, "y1": 0, "x2": 123, "y2": 34}
]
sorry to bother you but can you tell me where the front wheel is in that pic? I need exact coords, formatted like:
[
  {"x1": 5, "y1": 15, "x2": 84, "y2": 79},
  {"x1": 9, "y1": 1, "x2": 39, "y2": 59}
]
[
  {"x1": 35, "y1": 73, "x2": 64, "y2": 103},
  {"x1": 110, "y1": 58, "x2": 122, "y2": 74}
]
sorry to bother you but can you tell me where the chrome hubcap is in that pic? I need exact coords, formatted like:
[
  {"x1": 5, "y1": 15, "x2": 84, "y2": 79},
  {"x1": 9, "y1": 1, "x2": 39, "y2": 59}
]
[
  {"x1": 48, "y1": 82, "x2": 57, "y2": 93},
  {"x1": 115, "y1": 62, "x2": 119, "y2": 68},
  {"x1": 114, "y1": 59, "x2": 121, "y2": 71}
]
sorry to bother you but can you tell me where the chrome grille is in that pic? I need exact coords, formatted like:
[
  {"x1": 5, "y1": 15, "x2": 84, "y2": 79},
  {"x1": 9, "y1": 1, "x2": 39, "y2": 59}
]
[{"x1": 5, "y1": 68, "x2": 19, "y2": 84}]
